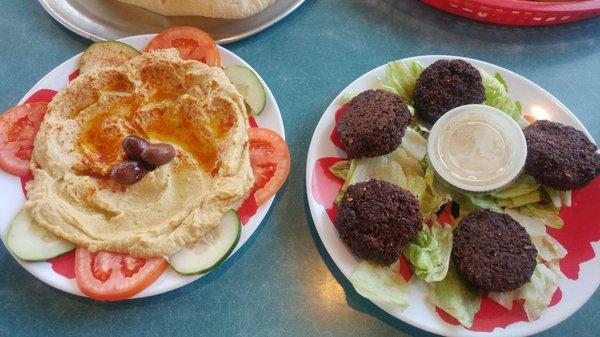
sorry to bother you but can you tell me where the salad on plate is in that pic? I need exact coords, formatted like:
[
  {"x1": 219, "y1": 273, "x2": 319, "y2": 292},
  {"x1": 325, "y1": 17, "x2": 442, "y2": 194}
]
[{"x1": 317, "y1": 58, "x2": 600, "y2": 329}]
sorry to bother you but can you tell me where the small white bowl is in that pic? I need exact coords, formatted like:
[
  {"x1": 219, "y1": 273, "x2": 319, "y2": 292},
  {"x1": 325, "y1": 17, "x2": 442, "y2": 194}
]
[{"x1": 427, "y1": 104, "x2": 527, "y2": 194}]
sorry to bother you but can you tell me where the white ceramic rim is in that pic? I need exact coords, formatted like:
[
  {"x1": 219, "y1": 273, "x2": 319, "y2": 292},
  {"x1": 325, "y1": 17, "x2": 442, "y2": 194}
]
[
  {"x1": 305, "y1": 55, "x2": 599, "y2": 337},
  {"x1": 427, "y1": 104, "x2": 528, "y2": 193},
  {"x1": 0, "y1": 34, "x2": 285, "y2": 300}
]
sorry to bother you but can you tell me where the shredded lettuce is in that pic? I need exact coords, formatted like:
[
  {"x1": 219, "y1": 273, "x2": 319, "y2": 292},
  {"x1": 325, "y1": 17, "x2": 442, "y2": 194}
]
[
  {"x1": 339, "y1": 92, "x2": 356, "y2": 105},
  {"x1": 403, "y1": 223, "x2": 453, "y2": 283},
  {"x1": 505, "y1": 209, "x2": 567, "y2": 263},
  {"x1": 497, "y1": 190, "x2": 541, "y2": 208},
  {"x1": 335, "y1": 148, "x2": 414, "y2": 204},
  {"x1": 534, "y1": 234, "x2": 567, "y2": 263},
  {"x1": 349, "y1": 261, "x2": 410, "y2": 312},
  {"x1": 487, "y1": 291, "x2": 517, "y2": 310},
  {"x1": 544, "y1": 186, "x2": 572, "y2": 208},
  {"x1": 348, "y1": 152, "x2": 409, "y2": 188},
  {"x1": 329, "y1": 160, "x2": 351, "y2": 181},
  {"x1": 463, "y1": 194, "x2": 502, "y2": 213},
  {"x1": 491, "y1": 175, "x2": 540, "y2": 199},
  {"x1": 406, "y1": 174, "x2": 427, "y2": 201},
  {"x1": 519, "y1": 263, "x2": 561, "y2": 321},
  {"x1": 421, "y1": 167, "x2": 452, "y2": 219},
  {"x1": 454, "y1": 174, "x2": 543, "y2": 212},
  {"x1": 489, "y1": 263, "x2": 562, "y2": 321},
  {"x1": 506, "y1": 208, "x2": 546, "y2": 237},
  {"x1": 562, "y1": 190, "x2": 572, "y2": 207},
  {"x1": 378, "y1": 61, "x2": 425, "y2": 103},
  {"x1": 338, "y1": 146, "x2": 448, "y2": 219},
  {"x1": 520, "y1": 203, "x2": 564, "y2": 229},
  {"x1": 480, "y1": 70, "x2": 522, "y2": 121},
  {"x1": 401, "y1": 127, "x2": 427, "y2": 161},
  {"x1": 428, "y1": 265, "x2": 482, "y2": 328},
  {"x1": 494, "y1": 73, "x2": 508, "y2": 91}
]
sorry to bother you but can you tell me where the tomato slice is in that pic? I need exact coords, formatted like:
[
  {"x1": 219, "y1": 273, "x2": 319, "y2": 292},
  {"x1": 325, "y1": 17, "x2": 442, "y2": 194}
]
[
  {"x1": 145, "y1": 26, "x2": 221, "y2": 67},
  {"x1": 0, "y1": 103, "x2": 48, "y2": 177},
  {"x1": 248, "y1": 128, "x2": 291, "y2": 206},
  {"x1": 75, "y1": 247, "x2": 167, "y2": 301}
]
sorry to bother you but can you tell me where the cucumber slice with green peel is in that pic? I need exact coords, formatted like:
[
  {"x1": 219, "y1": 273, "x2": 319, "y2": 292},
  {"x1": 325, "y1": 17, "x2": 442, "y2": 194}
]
[
  {"x1": 224, "y1": 65, "x2": 266, "y2": 115},
  {"x1": 168, "y1": 210, "x2": 241, "y2": 275},
  {"x1": 79, "y1": 41, "x2": 140, "y2": 75},
  {"x1": 6, "y1": 210, "x2": 75, "y2": 262}
]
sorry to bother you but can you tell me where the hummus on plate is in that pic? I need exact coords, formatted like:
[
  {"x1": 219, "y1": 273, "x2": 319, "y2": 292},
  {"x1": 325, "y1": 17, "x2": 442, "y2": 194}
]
[{"x1": 24, "y1": 49, "x2": 254, "y2": 258}]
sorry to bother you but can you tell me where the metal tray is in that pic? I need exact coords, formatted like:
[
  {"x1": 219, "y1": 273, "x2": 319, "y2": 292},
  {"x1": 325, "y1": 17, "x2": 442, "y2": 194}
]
[{"x1": 38, "y1": 0, "x2": 305, "y2": 44}]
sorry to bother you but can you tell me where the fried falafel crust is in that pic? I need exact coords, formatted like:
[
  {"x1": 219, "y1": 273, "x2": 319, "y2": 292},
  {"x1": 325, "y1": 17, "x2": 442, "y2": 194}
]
[
  {"x1": 336, "y1": 179, "x2": 423, "y2": 266},
  {"x1": 413, "y1": 59, "x2": 485, "y2": 124},
  {"x1": 452, "y1": 210, "x2": 537, "y2": 292},
  {"x1": 337, "y1": 90, "x2": 411, "y2": 159},
  {"x1": 524, "y1": 120, "x2": 600, "y2": 190}
]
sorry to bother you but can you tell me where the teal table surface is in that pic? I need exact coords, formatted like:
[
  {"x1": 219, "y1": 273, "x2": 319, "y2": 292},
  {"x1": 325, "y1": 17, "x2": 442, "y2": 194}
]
[{"x1": 1, "y1": 1, "x2": 599, "y2": 336}]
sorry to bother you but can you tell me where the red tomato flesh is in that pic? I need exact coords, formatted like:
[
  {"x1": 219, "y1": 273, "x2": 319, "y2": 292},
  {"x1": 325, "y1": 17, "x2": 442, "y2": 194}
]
[
  {"x1": 145, "y1": 26, "x2": 221, "y2": 67},
  {"x1": 248, "y1": 128, "x2": 291, "y2": 206},
  {"x1": 0, "y1": 103, "x2": 47, "y2": 177},
  {"x1": 75, "y1": 247, "x2": 167, "y2": 301}
]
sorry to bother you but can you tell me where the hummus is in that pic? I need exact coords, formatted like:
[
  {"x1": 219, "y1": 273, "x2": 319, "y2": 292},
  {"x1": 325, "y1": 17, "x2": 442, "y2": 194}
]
[{"x1": 24, "y1": 49, "x2": 255, "y2": 258}]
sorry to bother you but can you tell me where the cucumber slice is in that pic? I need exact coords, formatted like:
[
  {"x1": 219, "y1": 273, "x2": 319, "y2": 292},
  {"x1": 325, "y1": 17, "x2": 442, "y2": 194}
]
[
  {"x1": 6, "y1": 210, "x2": 75, "y2": 262},
  {"x1": 168, "y1": 210, "x2": 241, "y2": 275},
  {"x1": 224, "y1": 65, "x2": 266, "y2": 115},
  {"x1": 79, "y1": 41, "x2": 140, "y2": 75}
]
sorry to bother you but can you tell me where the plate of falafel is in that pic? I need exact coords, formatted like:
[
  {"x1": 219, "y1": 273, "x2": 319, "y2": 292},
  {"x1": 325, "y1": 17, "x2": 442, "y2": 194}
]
[{"x1": 306, "y1": 56, "x2": 600, "y2": 337}]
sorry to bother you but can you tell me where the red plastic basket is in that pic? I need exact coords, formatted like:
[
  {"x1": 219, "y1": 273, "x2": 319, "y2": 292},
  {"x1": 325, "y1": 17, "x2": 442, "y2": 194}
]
[{"x1": 421, "y1": 0, "x2": 600, "y2": 25}]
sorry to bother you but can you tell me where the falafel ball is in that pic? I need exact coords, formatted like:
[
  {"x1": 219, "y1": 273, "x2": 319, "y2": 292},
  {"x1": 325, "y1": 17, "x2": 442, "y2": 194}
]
[
  {"x1": 452, "y1": 209, "x2": 537, "y2": 292},
  {"x1": 524, "y1": 120, "x2": 600, "y2": 190},
  {"x1": 413, "y1": 59, "x2": 485, "y2": 124},
  {"x1": 336, "y1": 179, "x2": 423, "y2": 266},
  {"x1": 337, "y1": 89, "x2": 412, "y2": 159}
]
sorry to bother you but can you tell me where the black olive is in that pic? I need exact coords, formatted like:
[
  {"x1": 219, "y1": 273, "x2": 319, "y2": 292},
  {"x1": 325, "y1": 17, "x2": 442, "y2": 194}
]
[
  {"x1": 110, "y1": 161, "x2": 146, "y2": 185},
  {"x1": 141, "y1": 143, "x2": 176, "y2": 166},
  {"x1": 122, "y1": 135, "x2": 149, "y2": 161}
]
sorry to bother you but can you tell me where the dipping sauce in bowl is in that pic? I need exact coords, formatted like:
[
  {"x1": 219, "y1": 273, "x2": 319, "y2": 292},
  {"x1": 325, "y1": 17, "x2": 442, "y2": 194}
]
[{"x1": 427, "y1": 104, "x2": 527, "y2": 193}]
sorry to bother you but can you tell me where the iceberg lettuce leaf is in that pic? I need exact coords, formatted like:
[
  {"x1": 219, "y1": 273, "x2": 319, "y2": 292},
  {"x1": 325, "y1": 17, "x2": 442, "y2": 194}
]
[
  {"x1": 348, "y1": 155, "x2": 408, "y2": 188},
  {"x1": 349, "y1": 261, "x2": 410, "y2": 311},
  {"x1": 532, "y1": 235, "x2": 567, "y2": 263},
  {"x1": 465, "y1": 194, "x2": 503, "y2": 213},
  {"x1": 491, "y1": 175, "x2": 540, "y2": 199},
  {"x1": 329, "y1": 160, "x2": 351, "y2": 181},
  {"x1": 520, "y1": 203, "x2": 564, "y2": 229},
  {"x1": 403, "y1": 223, "x2": 453, "y2": 283},
  {"x1": 487, "y1": 291, "x2": 517, "y2": 310},
  {"x1": 340, "y1": 147, "x2": 447, "y2": 220},
  {"x1": 497, "y1": 190, "x2": 541, "y2": 208},
  {"x1": 480, "y1": 70, "x2": 522, "y2": 121},
  {"x1": 420, "y1": 167, "x2": 451, "y2": 219},
  {"x1": 518, "y1": 263, "x2": 561, "y2": 321},
  {"x1": 544, "y1": 186, "x2": 572, "y2": 208},
  {"x1": 378, "y1": 61, "x2": 425, "y2": 103},
  {"x1": 339, "y1": 92, "x2": 356, "y2": 105},
  {"x1": 428, "y1": 265, "x2": 482, "y2": 328},
  {"x1": 401, "y1": 127, "x2": 428, "y2": 161},
  {"x1": 490, "y1": 263, "x2": 562, "y2": 321},
  {"x1": 505, "y1": 209, "x2": 566, "y2": 263}
]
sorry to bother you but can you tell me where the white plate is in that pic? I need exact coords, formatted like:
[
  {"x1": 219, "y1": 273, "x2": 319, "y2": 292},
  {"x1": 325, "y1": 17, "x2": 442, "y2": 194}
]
[
  {"x1": 38, "y1": 0, "x2": 305, "y2": 44},
  {"x1": 0, "y1": 34, "x2": 284, "y2": 299},
  {"x1": 305, "y1": 55, "x2": 600, "y2": 337}
]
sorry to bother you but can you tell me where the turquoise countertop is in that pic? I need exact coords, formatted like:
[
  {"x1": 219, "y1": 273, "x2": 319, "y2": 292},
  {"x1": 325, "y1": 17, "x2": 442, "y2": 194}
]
[{"x1": 1, "y1": 1, "x2": 598, "y2": 336}]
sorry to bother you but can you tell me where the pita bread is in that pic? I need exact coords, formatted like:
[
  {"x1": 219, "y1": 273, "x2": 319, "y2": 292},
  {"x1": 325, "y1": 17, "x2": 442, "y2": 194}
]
[{"x1": 118, "y1": 0, "x2": 277, "y2": 19}]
